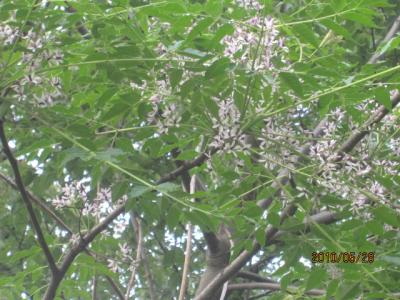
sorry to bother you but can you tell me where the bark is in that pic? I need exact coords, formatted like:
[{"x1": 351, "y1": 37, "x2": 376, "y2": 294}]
[{"x1": 194, "y1": 226, "x2": 231, "y2": 300}]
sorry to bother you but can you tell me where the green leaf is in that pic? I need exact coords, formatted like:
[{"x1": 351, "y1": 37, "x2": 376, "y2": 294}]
[
  {"x1": 335, "y1": 282, "x2": 360, "y2": 300},
  {"x1": 343, "y1": 11, "x2": 376, "y2": 27},
  {"x1": 205, "y1": 0, "x2": 223, "y2": 17},
  {"x1": 321, "y1": 19, "x2": 352, "y2": 39},
  {"x1": 267, "y1": 211, "x2": 280, "y2": 227},
  {"x1": 374, "y1": 87, "x2": 391, "y2": 110},
  {"x1": 129, "y1": 185, "x2": 151, "y2": 198},
  {"x1": 96, "y1": 148, "x2": 125, "y2": 163},
  {"x1": 156, "y1": 182, "x2": 180, "y2": 193},
  {"x1": 279, "y1": 72, "x2": 304, "y2": 98},
  {"x1": 372, "y1": 206, "x2": 400, "y2": 227},
  {"x1": 176, "y1": 150, "x2": 198, "y2": 160},
  {"x1": 292, "y1": 24, "x2": 319, "y2": 48},
  {"x1": 255, "y1": 227, "x2": 266, "y2": 246},
  {"x1": 306, "y1": 267, "x2": 326, "y2": 290}
]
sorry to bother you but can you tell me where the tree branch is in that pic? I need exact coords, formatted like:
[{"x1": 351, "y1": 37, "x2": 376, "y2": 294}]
[
  {"x1": 125, "y1": 213, "x2": 143, "y2": 300},
  {"x1": 0, "y1": 171, "x2": 125, "y2": 300},
  {"x1": 156, "y1": 147, "x2": 218, "y2": 185},
  {"x1": 43, "y1": 203, "x2": 125, "y2": 300},
  {"x1": 193, "y1": 90, "x2": 400, "y2": 300},
  {"x1": 0, "y1": 120, "x2": 58, "y2": 275},
  {"x1": 257, "y1": 13, "x2": 400, "y2": 210},
  {"x1": 178, "y1": 223, "x2": 193, "y2": 300},
  {"x1": 368, "y1": 14, "x2": 400, "y2": 64}
]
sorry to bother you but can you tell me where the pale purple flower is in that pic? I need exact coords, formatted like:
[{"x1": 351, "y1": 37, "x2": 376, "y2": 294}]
[
  {"x1": 119, "y1": 242, "x2": 132, "y2": 261},
  {"x1": 69, "y1": 234, "x2": 80, "y2": 246},
  {"x1": 0, "y1": 24, "x2": 19, "y2": 45},
  {"x1": 223, "y1": 16, "x2": 282, "y2": 71},
  {"x1": 107, "y1": 259, "x2": 120, "y2": 273},
  {"x1": 210, "y1": 97, "x2": 250, "y2": 154}
]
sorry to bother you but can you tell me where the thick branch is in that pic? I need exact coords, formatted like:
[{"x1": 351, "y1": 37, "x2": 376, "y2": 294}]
[
  {"x1": 193, "y1": 91, "x2": 400, "y2": 300},
  {"x1": 43, "y1": 204, "x2": 125, "y2": 300},
  {"x1": 368, "y1": 15, "x2": 400, "y2": 64},
  {"x1": 0, "y1": 171, "x2": 125, "y2": 299},
  {"x1": 0, "y1": 120, "x2": 58, "y2": 275},
  {"x1": 176, "y1": 157, "x2": 220, "y2": 253}
]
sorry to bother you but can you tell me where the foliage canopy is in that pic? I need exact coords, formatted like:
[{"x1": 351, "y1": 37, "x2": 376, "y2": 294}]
[{"x1": 0, "y1": 0, "x2": 400, "y2": 299}]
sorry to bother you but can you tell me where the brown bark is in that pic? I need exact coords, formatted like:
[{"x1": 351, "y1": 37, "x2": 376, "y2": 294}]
[{"x1": 194, "y1": 226, "x2": 231, "y2": 300}]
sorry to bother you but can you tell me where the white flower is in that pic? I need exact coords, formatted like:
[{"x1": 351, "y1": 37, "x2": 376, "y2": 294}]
[{"x1": 236, "y1": 0, "x2": 263, "y2": 10}]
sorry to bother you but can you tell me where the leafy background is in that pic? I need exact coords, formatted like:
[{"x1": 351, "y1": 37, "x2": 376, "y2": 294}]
[{"x1": 0, "y1": 0, "x2": 399, "y2": 299}]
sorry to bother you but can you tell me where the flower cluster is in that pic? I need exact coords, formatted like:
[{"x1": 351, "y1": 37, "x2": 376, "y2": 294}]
[
  {"x1": 210, "y1": 97, "x2": 251, "y2": 154},
  {"x1": 7, "y1": 27, "x2": 64, "y2": 106},
  {"x1": 51, "y1": 181, "x2": 86, "y2": 209},
  {"x1": 236, "y1": 0, "x2": 263, "y2": 10},
  {"x1": 0, "y1": 24, "x2": 19, "y2": 46},
  {"x1": 223, "y1": 15, "x2": 286, "y2": 71},
  {"x1": 51, "y1": 181, "x2": 128, "y2": 232},
  {"x1": 132, "y1": 78, "x2": 182, "y2": 135},
  {"x1": 307, "y1": 107, "x2": 399, "y2": 218},
  {"x1": 258, "y1": 116, "x2": 302, "y2": 171},
  {"x1": 106, "y1": 242, "x2": 135, "y2": 273}
]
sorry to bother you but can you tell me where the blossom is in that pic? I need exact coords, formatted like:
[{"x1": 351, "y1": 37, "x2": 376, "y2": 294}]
[
  {"x1": 222, "y1": 15, "x2": 283, "y2": 71},
  {"x1": 210, "y1": 97, "x2": 251, "y2": 154},
  {"x1": 107, "y1": 258, "x2": 120, "y2": 273},
  {"x1": 0, "y1": 24, "x2": 19, "y2": 45},
  {"x1": 118, "y1": 242, "x2": 132, "y2": 261},
  {"x1": 236, "y1": 0, "x2": 263, "y2": 10}
]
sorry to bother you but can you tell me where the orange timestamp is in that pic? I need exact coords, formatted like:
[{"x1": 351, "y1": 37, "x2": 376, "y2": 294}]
[{"x1": 311, "y1": 251, "x2": 375, "y2": 264}]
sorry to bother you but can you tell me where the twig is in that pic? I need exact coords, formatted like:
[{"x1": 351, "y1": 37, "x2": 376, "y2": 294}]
[
  {"x1": 156, "y1": 147, "x2": 218, "y2": 185},
  {"x1": 125, "y1": 213, "x2": 143, "y2": 300},
  {"x1": 92, "y1": 274, "x2": 98, "y2": 300},
  {"x1": 0, "y1": 119, "x2": 58, "y2": 275},
  {"x1": 178, "y1": 175, "x2": 196, "y2": 300}
]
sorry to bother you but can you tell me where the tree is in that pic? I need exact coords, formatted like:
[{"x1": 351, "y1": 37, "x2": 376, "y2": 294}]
[{"x1": 0, "y1": 0, "x2": 400, "y2": 299}]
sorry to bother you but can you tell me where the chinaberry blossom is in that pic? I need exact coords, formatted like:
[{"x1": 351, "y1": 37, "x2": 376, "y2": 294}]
[
  {"x1": 0, "y1": 24, "x2": 19, "y2": 45},
  {"x1": 210, "y1": 97, "x2": 251, "y2": 154},
  {"x1": 146, "y1": 78, "x2": 182, "y2": 134},
  {"x1": 5, "y1": 26, "x2": 65, "y2": 106},
  {"x1": 51, "y1": 182, "x2": 128, "y2": 225},
  {"x1": 107, "y1": 258, "x2": 121, "y2": 273},
  {"x1": 223, "y1": 15, "x2": 285, "y2": 71},
  {"x1": 236, "y1": 0, "x2": 263, "y2": 10}
]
